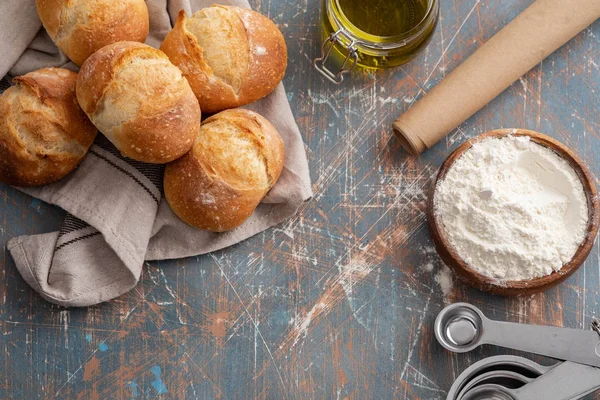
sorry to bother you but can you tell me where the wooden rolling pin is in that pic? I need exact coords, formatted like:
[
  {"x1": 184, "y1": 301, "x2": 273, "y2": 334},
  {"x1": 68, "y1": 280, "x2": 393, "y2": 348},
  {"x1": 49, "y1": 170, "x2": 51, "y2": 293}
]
[{"x1": 393, "y1": 0, "x2": 600, "y2": 155}]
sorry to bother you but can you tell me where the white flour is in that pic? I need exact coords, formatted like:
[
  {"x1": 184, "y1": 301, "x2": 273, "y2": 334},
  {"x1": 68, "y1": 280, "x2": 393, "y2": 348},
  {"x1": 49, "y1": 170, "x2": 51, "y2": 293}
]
[
  {"x1": 434, "y1": 135, "x2": 589, "y2": 281},
  {"x1": 435, "y1": 266, "x2": 454, "y2": 300}
]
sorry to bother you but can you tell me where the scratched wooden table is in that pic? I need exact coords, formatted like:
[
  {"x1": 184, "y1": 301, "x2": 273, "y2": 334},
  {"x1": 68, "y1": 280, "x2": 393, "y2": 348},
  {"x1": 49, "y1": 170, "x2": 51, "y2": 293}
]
[{"x1": 1, "y1": 1, "x2": 600, "y2": 399}]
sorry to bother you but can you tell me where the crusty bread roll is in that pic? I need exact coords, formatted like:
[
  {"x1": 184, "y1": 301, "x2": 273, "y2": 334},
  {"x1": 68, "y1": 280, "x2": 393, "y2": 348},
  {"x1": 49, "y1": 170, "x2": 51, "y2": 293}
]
[
  {"x1": 76, "y1": 42, "x2": 201, "y2": 164},
  {"x1": 0, "y1": 68, "x2": 97, "y2": 187},
  {"x1": 160, "y1": 6, "x2": 287, "y2": 114},
  {"x1": 164, "y1": 109, "x2": 285, "y2": 232},
  {"x1": 36, "y1": 0, "x2": 149, "y2": 66}
]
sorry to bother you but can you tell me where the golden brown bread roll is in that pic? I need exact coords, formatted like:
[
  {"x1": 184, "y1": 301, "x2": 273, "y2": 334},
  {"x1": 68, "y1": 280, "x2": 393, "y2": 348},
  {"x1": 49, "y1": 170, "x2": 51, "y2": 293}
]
[
  {"x1": 36, "y1": 0, "x2": 149, "y2": 66},
  {"x1": 160, "y1": 6, "x2": 287, "y2": 114},
  {"x1": 164, "y1": 109, "x2": 285, "y2": 232},
  {"x1": 76, "y1": 42, "x2": 201, "y2": 164},
  {"x1": 0, "y1": 68, "x2": 97, "y2": 186}
]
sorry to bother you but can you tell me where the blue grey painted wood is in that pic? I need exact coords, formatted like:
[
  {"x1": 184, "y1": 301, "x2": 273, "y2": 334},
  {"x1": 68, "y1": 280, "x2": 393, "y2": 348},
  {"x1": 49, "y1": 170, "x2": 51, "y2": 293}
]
[{"x1": 1, "y1": 0, "x2": 599, "y2": 399}]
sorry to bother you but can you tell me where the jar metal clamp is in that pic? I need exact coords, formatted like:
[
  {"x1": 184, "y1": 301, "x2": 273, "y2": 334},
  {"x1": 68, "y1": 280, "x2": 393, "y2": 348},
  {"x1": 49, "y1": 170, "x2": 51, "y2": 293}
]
[{"x1": 313, "y1": 29, "x2": 358, "y2": 84}]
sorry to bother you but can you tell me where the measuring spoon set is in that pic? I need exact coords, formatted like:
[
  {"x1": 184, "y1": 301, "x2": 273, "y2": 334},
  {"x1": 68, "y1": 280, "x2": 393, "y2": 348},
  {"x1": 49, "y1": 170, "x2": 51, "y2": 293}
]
[{"x1": 435, "y1": 303, "x2": 600, "y2": 400}]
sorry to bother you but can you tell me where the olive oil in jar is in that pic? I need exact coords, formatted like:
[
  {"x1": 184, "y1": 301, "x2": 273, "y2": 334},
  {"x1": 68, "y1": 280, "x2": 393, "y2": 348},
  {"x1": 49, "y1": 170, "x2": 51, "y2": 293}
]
[
  {"x1": 314, "y1": 0, "x2": 439, "y2": 83},
  {"x1": 337, "y1": 0, "x2": 430, "y2": 38}
]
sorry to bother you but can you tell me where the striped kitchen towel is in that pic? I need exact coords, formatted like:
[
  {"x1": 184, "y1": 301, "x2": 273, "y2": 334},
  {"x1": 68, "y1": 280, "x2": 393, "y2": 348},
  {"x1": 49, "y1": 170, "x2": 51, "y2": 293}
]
[{"x1": 0, "y1": 0, "x2": 312, "y2": 307}]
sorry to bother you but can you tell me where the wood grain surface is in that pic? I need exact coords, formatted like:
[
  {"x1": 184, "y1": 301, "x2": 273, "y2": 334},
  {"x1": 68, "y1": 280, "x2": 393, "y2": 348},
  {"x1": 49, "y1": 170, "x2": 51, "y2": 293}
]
[{"x1": 1, "y1": 0, "x2": 600, "y2": 399}]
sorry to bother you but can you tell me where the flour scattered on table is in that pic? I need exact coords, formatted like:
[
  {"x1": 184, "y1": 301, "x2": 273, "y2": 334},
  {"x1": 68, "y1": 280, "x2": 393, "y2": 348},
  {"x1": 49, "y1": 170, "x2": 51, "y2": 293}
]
[
  {"x1": 435, "y1": 266, "x2": 453, "y2": 301},
  {"x1": 422, "y1": 262, "x2": 434, "y2": 272},
  {"x1": 418, "y1": 246, "x2": 454, "y2": 301}
]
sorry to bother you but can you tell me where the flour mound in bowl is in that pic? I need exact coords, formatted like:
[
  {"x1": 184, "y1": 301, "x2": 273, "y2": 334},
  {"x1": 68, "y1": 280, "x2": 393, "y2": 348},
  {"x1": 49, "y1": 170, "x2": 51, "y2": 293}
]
[{"x1": 434, "y1": 135, "x2": 589, "y2": 281}]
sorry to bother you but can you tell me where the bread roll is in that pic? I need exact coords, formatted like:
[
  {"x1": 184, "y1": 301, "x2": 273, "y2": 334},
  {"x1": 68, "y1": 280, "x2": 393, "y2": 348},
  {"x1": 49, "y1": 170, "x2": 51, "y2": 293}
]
[
  {"x1": 164, "y1": 109, "x2": 285, "y2": 232},
  {"x1": 160, "y1": 6, "x2": 287, "y2": 114},
  {"x1": 36, "y1": 0, "x2": 149, "y2": 66},
  {"x1": 76, "y1": 42, "x2": 200, "y2": 164},
  {"x1": 0, "y1": 68, "x2": 97, "y2": 187}
]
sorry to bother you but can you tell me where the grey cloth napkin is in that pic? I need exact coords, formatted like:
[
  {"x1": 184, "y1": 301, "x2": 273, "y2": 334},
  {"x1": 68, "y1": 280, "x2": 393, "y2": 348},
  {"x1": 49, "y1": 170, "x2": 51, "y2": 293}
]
[{"x1": 1, "y1": 0, "x2": 312, "y2": 307}]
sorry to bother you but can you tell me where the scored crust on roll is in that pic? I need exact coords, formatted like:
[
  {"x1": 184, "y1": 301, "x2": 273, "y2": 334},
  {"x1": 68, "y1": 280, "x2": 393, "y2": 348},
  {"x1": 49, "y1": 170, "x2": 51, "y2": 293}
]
[
  {"x1": 0, "y1": 68, "x2": 97, "y2": 187},
  {"x1": 164, "y1": 109, "x2": 285, "y2": 232},
  {"x1": 76, "y1": 42, "x2": 201, "y2": 164},
  {"x1": 36, "y1": 0, "x2": 149, "y2": 66},
  {"x1": 160, "y1": 5, "x2": 287, "y2": 114}
]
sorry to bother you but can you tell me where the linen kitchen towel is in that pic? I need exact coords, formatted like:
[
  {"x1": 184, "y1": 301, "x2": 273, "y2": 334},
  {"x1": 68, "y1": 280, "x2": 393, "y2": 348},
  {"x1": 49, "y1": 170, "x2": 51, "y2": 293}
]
[{"x1": 1, "y1": 0, "x2": 313, "y2": 307}]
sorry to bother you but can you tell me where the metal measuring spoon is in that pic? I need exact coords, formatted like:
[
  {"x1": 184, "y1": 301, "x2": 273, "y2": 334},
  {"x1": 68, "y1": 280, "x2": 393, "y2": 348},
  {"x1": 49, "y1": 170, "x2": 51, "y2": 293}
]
[
  {"x1": 460, "y1": 361, "x2": 600, "y2": 400},
  {"x1": 455, "y1": 370, "x2": 532, "y2": 400},
  {"x1": 446, "y1": 355, "x2": 551, "y2": 400},
  {"x1": 434, "y1": 303, "x2": 600, "y2": 368},
  {"x1": 460, "y1": 384, "x2": 515, "y2": 400}
]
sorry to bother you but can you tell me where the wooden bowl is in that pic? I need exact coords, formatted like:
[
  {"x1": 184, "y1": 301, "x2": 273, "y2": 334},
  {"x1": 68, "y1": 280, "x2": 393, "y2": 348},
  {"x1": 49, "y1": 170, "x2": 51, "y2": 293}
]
[{"x1": 427, "y1": 129, "x2": 600, "y2": 296}]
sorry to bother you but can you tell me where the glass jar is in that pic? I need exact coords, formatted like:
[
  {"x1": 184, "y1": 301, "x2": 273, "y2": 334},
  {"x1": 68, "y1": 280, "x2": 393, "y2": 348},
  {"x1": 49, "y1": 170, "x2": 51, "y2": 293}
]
[{"x1": 314, "y1": 0, "x2": 440, "y2": 84}]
